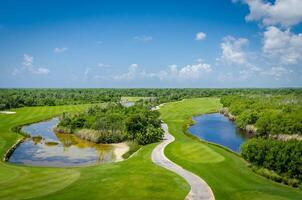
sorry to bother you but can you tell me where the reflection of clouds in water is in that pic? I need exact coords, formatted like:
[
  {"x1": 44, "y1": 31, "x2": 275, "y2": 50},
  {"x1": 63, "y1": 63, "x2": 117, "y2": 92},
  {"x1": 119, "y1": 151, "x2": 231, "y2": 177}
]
[
  {"x1": 189, "y1": 113, "x2": 247, "y2": 153},
  {"x1": 10, "y1": 117, "x2": 128, "y2": 167},
  {"x1": 22, "y1": 118, "x2": 59, "y2": 140}
]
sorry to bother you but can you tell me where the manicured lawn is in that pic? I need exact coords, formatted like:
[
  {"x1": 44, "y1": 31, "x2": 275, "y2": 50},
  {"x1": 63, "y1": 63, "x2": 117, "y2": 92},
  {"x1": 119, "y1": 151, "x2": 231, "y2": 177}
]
[
  {"x1": 0, "y1": 105, "x2": 189, "y2": 200},
  {"x1": 160, "y1": 98, "x2": 302, "y2": 200}
]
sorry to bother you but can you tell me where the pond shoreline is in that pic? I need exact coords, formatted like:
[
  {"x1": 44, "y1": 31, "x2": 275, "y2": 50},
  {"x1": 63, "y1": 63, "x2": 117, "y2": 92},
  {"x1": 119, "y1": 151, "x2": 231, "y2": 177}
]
[
  {"x1": 7, "y1": 118, "x2": 131, "y2": 167},
  {"x1": 219, "y1": 108, "x2": 257, "y2": 135},
  {"x1": 188, "y1": 113, "x2": 250, "y2": 153},
  {"x1": 3, "y1": 138, "x2": 26, "y2": 162}
]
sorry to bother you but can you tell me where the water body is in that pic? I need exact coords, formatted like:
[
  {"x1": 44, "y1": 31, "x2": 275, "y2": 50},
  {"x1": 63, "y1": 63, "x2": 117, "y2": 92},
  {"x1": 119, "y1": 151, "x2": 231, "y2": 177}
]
[
  {"x1": 120, "y1": 101, "x2": 135, "y2": 107},
  {"x1": 188, "y1": 113, "x2": 250, "y2": 153},
  {"x1": 9, "y1": 118, "x2": 128, "y2": 167}
]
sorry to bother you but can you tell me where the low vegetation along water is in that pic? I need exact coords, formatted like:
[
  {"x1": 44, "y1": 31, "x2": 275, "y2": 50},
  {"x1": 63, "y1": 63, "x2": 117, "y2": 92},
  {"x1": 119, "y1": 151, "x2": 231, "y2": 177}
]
[
  {"x1": 188, "y1": 113, "x2": 250, "y2": 152},
  {"x1": 9, "y1": 118, "x2": 129, "y2": 167}
]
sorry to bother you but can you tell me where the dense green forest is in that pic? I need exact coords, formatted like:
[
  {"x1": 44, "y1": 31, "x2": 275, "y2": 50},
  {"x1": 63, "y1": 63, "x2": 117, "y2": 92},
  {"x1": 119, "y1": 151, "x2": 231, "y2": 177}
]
[
  {"x1": 56, "y1": 103, "x2": 163, "y2": 145},
  {"x1": 1, "y1": 88, "x2": 301, "y2": 110},
  {"x1": 241, "y1": 139, "x2": 302, "y2": 186},
  {"x1": 221, "y1": 94, "x2": 302, "y2": 136},
  {"x1": 220, "y1": 93, "x2": 302, "y2": 187}
]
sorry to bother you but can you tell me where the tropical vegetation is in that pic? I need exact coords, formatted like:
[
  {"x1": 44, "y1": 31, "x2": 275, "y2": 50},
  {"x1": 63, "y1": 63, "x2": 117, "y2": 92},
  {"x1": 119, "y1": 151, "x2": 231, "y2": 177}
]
[{"x1": 56, "y1": 103, "x2": 163, "y2": 145}]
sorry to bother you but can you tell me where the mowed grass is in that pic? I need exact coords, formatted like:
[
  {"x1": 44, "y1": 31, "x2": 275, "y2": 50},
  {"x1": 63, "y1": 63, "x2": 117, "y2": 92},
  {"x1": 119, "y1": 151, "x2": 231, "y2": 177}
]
[
  {"x1": 160, "y1": 98, "x2": 302, "y2": 200},
  {"x1": 0, "y1": 105, "x2": 189, "y2": 200}
]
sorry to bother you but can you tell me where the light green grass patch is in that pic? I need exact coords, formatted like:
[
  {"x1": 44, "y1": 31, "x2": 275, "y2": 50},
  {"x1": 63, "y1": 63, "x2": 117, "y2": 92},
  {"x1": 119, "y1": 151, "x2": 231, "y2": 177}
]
[
  {"x1": 0, "y1": 104, "x2": 189, "y2": 200},
  {"x1": 160, "y1": 98, "x2": 302, "y2": 200}
]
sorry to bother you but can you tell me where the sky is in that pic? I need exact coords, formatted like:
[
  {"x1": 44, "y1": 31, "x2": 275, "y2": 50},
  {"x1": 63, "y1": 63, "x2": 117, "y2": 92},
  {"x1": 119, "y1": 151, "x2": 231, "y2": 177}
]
[{"x1": 0, "y1": 0, "x2": 301, "y2": 88}]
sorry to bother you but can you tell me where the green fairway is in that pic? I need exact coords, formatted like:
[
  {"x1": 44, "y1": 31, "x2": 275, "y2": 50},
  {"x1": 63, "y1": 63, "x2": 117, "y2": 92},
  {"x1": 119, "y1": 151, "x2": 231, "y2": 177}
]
[
  {"x1": 160, "y1": 98, "x2": 302, "y2": 200},
  {"x1": 0, "y1": 105, "x2": 189, "y2": 200}
]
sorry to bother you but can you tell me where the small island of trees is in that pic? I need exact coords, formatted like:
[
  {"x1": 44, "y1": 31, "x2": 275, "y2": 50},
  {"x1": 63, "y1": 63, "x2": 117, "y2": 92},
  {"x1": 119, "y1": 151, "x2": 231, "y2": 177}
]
[{"x1": 55, "y1": 102, "x2": 164, "y2": 147}]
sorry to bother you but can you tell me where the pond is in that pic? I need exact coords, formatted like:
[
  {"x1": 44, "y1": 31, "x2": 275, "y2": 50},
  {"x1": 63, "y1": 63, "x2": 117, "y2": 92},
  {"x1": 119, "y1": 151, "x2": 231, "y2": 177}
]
[
  {"x1": 188, "y1": 113, "x2": 250, "y2": 153},
  {"x1": 120, "y1": 101, "x2": 135, "y2": 107},
  {"x1": 8, "y1": 118, "x2": 129, "y2": 167}
]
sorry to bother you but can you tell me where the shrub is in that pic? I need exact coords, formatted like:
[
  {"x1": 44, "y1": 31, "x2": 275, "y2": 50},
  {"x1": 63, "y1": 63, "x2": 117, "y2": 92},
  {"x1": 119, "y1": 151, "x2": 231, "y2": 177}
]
[
  {"x1": 135, "y1": 126, "x2": 164, "y2": 145},
  {"x1": 241, "y1": 138, "x2": 302, "y2": 181}
]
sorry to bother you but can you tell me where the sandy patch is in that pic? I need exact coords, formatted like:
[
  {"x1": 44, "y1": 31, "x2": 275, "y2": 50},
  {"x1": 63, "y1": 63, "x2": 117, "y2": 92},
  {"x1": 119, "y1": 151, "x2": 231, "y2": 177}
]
[
  {"x1": 0, "y1": 111, "x2": 16, "y2": 114},
  {"x1": 112, "y1": 142, "x2": 130, "y2": 161},
  {"x1": 151, "y1": 104, "x2": 164, "y2": 111}
]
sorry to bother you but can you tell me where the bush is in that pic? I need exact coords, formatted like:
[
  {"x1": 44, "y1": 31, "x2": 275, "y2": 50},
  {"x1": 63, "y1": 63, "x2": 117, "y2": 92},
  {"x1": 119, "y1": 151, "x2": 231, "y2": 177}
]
[
  {"x1": 75, "y1": 129, "x2": 125, "y2": 143},
  {"x1": 241, "y1": 138, "x2": 302, "y2": 181},
  {"x1": 250, "y1": 166, "x2": 301, "y2": 187},
  {"x1": 135, "y1": 126, "x2": 164, "y2": 145}
]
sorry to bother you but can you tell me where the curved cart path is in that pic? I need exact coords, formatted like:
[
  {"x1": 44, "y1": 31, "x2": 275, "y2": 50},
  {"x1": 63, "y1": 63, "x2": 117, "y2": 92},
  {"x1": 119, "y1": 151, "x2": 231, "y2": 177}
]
[{"x1": 152, "y1": 123, "x2": 215, "y2": 200}]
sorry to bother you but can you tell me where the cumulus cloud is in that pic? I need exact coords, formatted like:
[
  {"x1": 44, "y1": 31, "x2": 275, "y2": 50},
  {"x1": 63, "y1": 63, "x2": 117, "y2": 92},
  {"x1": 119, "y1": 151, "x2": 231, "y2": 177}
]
[
  {"x1": 263, "y1": 26, "x2": 302, "y2": 65},
  {"x1": 12, "y1": 54, "x2": 50, "y2": 75},
  {"x1": 113, "y1": 64, "x2": 156, "y2": 81},
  {"x1": 133, "y1": 35, "x2": 153, "y2": 42},
  {"x1": 195, "y1": 32, "x2": 206, "y2": 41},
  {"x1": 237, "y1": 0, "x2": 302, "y2": 27},
  {"x1": 97, "y1": 60, "x2": 211, "y2": 82},
  {"x1": 159, "y1": 61, "x2": 212, "y2": 80},
  {"x1": 261, "y1": 66, "x2": 292, "y2": 79},
  {"x1": 220, "y1": 36, "x2": 250, "y2": 66},
  {"x1": 54, "y1": 47, "x2": 68, "y2": 53}
]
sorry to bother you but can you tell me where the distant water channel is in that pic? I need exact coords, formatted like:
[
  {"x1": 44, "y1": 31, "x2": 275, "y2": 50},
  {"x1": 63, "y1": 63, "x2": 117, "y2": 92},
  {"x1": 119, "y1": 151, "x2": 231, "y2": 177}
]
[
  {"x1": 9, "y1": 118, "x2": 128, "y2": 167},
  {"x1": 188, "y1": 113, "x2": 250, "y2": 152}
]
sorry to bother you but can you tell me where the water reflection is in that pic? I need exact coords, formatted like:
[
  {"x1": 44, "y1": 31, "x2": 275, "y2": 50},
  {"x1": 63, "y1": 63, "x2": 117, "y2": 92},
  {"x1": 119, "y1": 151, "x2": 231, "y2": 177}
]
[
  {"x1": 188, "y1": 113, "x2": 251, "y2": 153},
  {"x1": 9, "y1": 118, "x2": 128, "y2": 167}
]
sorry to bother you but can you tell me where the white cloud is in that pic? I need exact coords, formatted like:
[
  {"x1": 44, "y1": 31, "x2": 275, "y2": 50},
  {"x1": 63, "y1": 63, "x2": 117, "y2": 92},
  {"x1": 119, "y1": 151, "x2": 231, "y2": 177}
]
[
  {"x1": 261, "y1": 66, "x2": 292, "y2": 79},
  {"x1": 218, "y1": 72, "x2": 234, "y2": 81},
  {"x1": 23, "y1": 54, "x2": 34, "y2": 67},
  {"x1": 220, "y1": 36, "x2": 250, "y2": 66},
  {"x1": 239, "y1": 66, "x2": 262, "y2": 80},
  {"x1": 12, "y1": 68, "x2": 20, "y2": 76},
  {"x1": 99, "y1": 60, "x2": 211, "y2": 82},
  {"x1": 263, "y1": 26, "x2": 302, "y2": 65},
  {"x1": 179, "y1": 63, "x2": 212, "y2": 79},
  {"x1": 133, "y1": 35, "x2": 153, "y2": 42},
  {"x1": 113, "y1": 64, "x2": 156, "y2": 81},
  {"x1": 195, "y1": 32, "x2": 206, "y2": 41},
  {"x1": 34, "y1": 68, "x2": 50, "y2": 74},
  {"x1": 13, "y1": 54, "x2": 49, "y2": 75},
  {"x1": 54, "y1": 47, "x2": 68, "y2": 53},
  {"x1": 159, "y1": 61, "x2": 212, "y2": 80},
  {"x1": 238, "y1": 0, "x2": 302, "y2": 27},
  {"x1": 83, "y1": 67, "x2": 91, "y2": 81}
]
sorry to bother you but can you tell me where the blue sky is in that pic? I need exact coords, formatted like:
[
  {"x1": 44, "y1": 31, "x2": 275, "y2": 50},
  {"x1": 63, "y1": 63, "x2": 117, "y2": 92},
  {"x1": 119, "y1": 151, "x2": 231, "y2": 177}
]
[{"x1": 0, "y1": 0, "x2": 301, "y2": 88}]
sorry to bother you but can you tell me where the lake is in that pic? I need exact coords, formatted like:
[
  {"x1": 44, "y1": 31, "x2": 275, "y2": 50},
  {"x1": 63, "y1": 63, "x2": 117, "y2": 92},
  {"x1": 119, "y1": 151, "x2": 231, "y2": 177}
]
[
  {"x1": 8, "y1": 118, "x2": 129, "y2": 167},
  {"x1": 188, "y1": 113, "x2": 249, "y2": 153}
]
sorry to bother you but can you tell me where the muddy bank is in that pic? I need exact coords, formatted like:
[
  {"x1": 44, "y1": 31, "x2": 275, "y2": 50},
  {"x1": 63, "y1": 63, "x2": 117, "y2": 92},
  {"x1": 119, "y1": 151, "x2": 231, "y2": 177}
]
[
  {"x1": 3, "y1": 138, "x2": 25, "y2": 161},
  {"x1": 219, "y1": 108, "x2": 257, "y2": 135}
]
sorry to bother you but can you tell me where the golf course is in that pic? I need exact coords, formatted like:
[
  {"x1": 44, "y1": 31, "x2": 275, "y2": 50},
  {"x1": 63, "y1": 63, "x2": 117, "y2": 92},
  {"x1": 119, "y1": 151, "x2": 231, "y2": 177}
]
[{"x1": 0, "y1": 98, "x2": 301, "y2": 200}]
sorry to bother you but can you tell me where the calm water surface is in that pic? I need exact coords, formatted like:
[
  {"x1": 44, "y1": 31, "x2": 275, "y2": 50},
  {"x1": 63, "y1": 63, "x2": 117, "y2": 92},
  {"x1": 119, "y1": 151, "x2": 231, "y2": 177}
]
[
  {"x1": 188, "y1": 113, "x2": 249, "y2": 152},
  {"x1": 9, "y1": 118, "x2": 128, "y2": 167}
]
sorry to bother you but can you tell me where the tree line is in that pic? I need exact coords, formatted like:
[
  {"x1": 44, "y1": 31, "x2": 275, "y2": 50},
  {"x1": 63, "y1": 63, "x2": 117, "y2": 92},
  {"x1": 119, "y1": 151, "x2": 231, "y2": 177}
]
[
  {"x1": 1, "y1": 88, "x2": 301, "y2": 110},
  {"x1": 221, "y1": 94, "x2": 302, "y2": 136}
]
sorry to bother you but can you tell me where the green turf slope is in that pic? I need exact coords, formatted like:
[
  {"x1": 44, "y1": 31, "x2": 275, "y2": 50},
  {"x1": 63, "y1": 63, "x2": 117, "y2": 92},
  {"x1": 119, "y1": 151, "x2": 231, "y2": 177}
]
[
  {"x1": 0, "y1": 105, "x2": 189, "y2": 200},
  {"x1": 160, "y1": 98, "x2": 302, "y2": 200}
]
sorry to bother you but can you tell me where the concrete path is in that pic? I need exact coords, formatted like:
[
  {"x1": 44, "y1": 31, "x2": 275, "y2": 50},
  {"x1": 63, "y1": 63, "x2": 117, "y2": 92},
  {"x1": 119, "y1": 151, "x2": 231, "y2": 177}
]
[{"x1": 151, "y1": 123, "x2": 215, "y2": 200}]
